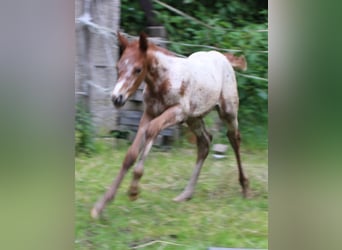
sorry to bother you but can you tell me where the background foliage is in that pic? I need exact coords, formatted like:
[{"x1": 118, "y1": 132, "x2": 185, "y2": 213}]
[
  {"x1": 121, "y1": 0, "x2": 268, "y2": 148},
  {"x1": 75, "y1": 103, "x2": 96, "y2": 156}
]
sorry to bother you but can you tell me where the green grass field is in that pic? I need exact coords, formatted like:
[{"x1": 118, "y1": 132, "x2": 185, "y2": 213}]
[{"x1": 75, "y1": 139, "x2": 268, "y2": 249}]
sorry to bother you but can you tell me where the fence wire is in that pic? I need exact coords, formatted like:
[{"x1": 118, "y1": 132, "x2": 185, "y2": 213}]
[
  {"x1": 76, "y1": 13, "x2": 268, "y2": 96},
  {"x1": 153, "y1": 0, "x2": 268, "y2": 33}
]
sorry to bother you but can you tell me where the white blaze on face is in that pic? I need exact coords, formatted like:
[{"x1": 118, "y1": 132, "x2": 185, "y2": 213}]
[
  {"x1": 111, "y1": 79, "x2": 125, "y2": 97},
  {"x1": 111, "y1": 59, "x2": 134, "y2": 99}
]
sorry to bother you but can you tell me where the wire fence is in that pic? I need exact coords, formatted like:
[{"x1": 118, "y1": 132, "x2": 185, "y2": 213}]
[{"x1": 75, "y1": 3, "x2": 268, "y2": 95}]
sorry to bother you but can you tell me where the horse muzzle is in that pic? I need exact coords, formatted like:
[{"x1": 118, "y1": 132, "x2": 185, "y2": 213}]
[{"x1": 111, "y1": 94, "x2": 126, "y2": 108}]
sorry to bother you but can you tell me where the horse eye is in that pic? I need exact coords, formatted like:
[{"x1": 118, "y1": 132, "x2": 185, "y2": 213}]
[{"x1": 134, "y1": 68, "x2": 142, "y2": 74}]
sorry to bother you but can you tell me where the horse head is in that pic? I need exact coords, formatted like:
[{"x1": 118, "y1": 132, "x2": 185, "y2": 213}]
[{"x1": 111, "y1": 32, "x2": 149, "y2": 107}]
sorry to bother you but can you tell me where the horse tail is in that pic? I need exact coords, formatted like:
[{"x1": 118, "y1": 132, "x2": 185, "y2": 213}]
[{"x1": 223, "y1": 53, "x2": 247, "y2": 71}]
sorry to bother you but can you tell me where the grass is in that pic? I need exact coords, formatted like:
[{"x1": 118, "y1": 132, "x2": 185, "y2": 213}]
[{"x1": 75, "y1": 139, "x2": 268, "y2": 250}]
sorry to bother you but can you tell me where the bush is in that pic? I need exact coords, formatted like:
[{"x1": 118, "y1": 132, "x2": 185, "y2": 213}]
[{"x1": 75, "y1": 103, "x2": 96, "y2": 156}]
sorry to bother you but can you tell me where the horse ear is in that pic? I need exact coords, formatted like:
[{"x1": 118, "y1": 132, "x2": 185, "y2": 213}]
[
  {"x1": 139, "y1": 32, "x2": 148, "y2": 52},
  {"x1": 117, "y1": 32, "x2": 128, "y2": 54}
]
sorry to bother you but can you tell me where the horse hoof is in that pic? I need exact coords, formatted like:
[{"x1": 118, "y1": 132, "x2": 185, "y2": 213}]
[
  {"x1": 91, "y1": 207, "x2": 100, "y2": 219},
  {"x1": 173, "y1": 193, "x2": 192, "y2": 202},
  {"x1": 129, "y1": 193, "x2": 139, "y2": 201},
  {"x1": 128, "y1": 188, "x2": 140, "y2": 201}
]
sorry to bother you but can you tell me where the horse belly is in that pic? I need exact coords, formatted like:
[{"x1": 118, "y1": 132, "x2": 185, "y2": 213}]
[{"x1": 188, "y1": 75, "x2": 221, "y2": 116}]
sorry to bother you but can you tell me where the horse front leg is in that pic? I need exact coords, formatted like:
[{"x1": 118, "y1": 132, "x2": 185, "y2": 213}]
[
  {"x1": 91, "y1": 112, "x2": 152, "y2": 219},
  {"x1": 128, "y1": 105, "x2": 184, "y2": 200}
]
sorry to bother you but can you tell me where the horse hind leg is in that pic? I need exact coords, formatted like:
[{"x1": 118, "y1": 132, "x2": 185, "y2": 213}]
[
  {"x1": 173, "y1": 118, "x2": 212, "y2": 202},
  {"x1": 227, "y1": 126, "x2": 250, "y2": 197},
  {"x1": 217, "y1": 105, "x2": 250, "y2": 198}
]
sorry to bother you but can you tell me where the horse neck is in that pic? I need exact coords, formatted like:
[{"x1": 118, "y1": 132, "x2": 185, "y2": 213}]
[{"x1": 145, "y1": 50, "x2": 180, "y2": 91}]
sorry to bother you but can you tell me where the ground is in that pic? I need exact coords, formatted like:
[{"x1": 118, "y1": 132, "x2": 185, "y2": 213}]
[{"x1": 75, "y1": 139, "x2": 268, "y2": 249}]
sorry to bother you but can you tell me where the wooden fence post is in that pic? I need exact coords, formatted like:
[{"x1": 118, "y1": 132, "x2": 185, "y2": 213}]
[{"x1": 76, "y1": 0, "x2": 94, "y2": 112}]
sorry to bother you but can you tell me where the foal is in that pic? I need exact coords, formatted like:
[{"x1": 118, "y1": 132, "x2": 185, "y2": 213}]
[{"x1": 91, "y1": 33, "x2": 249, "y2": 218}]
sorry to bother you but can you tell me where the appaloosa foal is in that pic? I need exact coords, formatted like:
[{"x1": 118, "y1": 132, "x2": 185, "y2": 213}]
[{"x1": 91, "y1": 33, "x2": 249, "y2": 218}]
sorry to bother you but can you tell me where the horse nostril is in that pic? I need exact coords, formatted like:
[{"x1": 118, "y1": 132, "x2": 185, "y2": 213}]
[
  {"x1": 117, "y1": 94, "x2": 123, "y2": 104},
  {"x1": 112, "y1": 94, "x2": 124, "y2": 107},
  {"x1": 111, "y1": 95, "x2": 116, "y2": 105}
]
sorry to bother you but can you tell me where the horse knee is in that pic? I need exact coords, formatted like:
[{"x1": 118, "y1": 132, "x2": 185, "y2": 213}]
[
  {"x1": 123, "y1": 148, "x2": 139, "y2": 169},
  {"x1": 146, "y1": 123, "x2": 159, "y2": 140}
]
